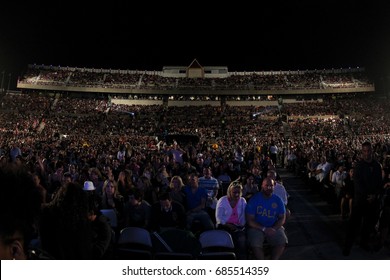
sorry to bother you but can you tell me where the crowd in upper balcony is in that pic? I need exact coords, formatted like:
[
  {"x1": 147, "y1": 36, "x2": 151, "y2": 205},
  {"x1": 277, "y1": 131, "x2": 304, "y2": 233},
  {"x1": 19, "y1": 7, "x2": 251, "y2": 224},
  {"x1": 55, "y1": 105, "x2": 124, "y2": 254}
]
[{"x1": 18, "y1": 64, "x2": 374, "y2": 91}]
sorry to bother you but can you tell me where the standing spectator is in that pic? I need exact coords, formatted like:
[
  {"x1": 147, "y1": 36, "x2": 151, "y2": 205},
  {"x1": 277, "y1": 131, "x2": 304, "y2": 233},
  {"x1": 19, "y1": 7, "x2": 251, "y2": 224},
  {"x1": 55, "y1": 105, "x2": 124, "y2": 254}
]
[
  {"x1": 331, "y1": 164, "x2": 348, "y2": 217},
  {"x1": 246, "y1": 177, "x2": 288, "y2": 259},
  {"x1": 169, "y1": 142, "x2": 185, "y2": 165},
  {"x1": 331, "y1": 164, "x2": 347, "y2": 207},
  {"x1": 340, "y1": 168, "x2": 354, "y2": 219},
  {"x1": 269, "y1": 141, "x2": 279, "y2": 166},
  {"x1": 343, "y1": 141, "x2": 383, "y2": 255}
]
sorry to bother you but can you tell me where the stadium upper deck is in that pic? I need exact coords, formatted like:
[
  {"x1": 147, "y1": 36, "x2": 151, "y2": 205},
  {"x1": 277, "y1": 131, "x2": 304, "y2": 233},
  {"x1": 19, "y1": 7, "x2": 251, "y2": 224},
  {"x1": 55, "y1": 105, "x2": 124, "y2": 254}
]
[{"x1": 17, "y1": 59, "x2": 374, "y2": 97}]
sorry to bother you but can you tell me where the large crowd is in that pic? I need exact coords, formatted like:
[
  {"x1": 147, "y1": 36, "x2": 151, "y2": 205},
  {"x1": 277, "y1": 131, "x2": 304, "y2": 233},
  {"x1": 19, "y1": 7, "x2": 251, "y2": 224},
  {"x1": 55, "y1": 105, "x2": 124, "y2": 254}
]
[{"x1": 1, "y1": 89, "x2": 390, "y2": 259}]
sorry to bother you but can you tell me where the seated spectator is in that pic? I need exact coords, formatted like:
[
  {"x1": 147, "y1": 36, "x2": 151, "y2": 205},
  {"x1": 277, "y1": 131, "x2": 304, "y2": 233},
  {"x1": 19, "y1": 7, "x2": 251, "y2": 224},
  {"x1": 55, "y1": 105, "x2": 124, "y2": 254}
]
[
  {"x1": 87, "y1": 194, "x2": 114, "y2": 259},
  {"x1": 63, "y1": 172, "x2": 73, "y2": 185},
  {"x1": 216, "y1": 180, "x2": 247, "y2": 259},
  {"x1": 180, "y1": 161, "x2": 197, "y2": 183},
  {"x1": 117, "y1": 169, "x2": 134, "y2": 202},
  {"x1": 198, "y1": 166, "x2": 220, "y2": 223},
  {"x1": 314, "y1": 156, "x2": 332, "y2": 184},
  {"x1": 83, "y1": 180, "x2": 103, "y2": 211},
  {"x1": 246, "y1": 177, "x2": 288, "y2": 259},
  {"x1": 136, "y1": 175, "x2": 158, "y2": 205},
  {"x1": 154, "y1": 165, "x2": 171, "y2": 193},
  {"x1": 151, "y1": 192, "x2": 186, "y2": 232},
  {"x1": 183, "y1": 173, "x2": 215, "y2": 232},
  {"x1": 248, "y1": 165, "x2": 262, "y2": 186},
  {"x1": 101, "y1": 179, "x2": 125, "y2": 228},
  {"x1": 168, "y1": 175, "x2": 187, "y2": 208},
  {"x1": 267, "y1": 170, "x2": 291, "y2": 219},
  {"x1": 67, "y1": 163, "x2": 80, "y2": 182},
  {"x1": 242, "y1": 174, "x2": 259, "y2": 201},
  {"x1": 307, "y1": 155, "x2": 319, "y2": 179},
  {"x1": 123, "y1": 188, "x2": 152, "y2": 230},
  {"x1": 89, "y1": 167, "x2": 104, "y2": 196}
]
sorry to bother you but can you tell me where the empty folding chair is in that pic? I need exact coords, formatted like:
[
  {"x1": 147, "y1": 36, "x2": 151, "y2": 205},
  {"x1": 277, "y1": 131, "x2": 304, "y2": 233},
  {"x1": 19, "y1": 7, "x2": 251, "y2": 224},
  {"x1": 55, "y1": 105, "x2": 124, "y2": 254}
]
[
  {"x1": 198, "y1": 229, "x2": 236, "y2": 259},
  {"x1": 116, "y1": 227, "x2": 153, "y2": 260}
]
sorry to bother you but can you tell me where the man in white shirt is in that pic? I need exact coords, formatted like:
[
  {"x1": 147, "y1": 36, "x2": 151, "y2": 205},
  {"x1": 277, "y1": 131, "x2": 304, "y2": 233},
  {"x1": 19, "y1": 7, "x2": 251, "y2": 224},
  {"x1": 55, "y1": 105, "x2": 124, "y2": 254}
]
[
  {"x1": 267, "y1": 170, "x2": 291, "y2": 218},
  {"x1": 198, "y1": 167, "x2": 220, "y2": 223},
  {"x1": 314, "y1": 156, "x2": 332, "y2": 183}
]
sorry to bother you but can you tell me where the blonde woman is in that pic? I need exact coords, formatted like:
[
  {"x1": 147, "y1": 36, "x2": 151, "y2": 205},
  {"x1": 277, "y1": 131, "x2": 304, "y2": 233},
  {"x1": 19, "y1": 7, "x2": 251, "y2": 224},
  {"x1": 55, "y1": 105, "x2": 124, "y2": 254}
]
[
  {"x1": 102, "y1": 179, "x2": 122, "y2": 209},
  {"x1": 215, "y1": 180, "x2": 247, "y2": 259},
  {"x1": 102, "y1": 179, "x2": 124, "y2": 227},
  {"x1": 168, "y1": 175, "x2": 186, "y2": 208}
]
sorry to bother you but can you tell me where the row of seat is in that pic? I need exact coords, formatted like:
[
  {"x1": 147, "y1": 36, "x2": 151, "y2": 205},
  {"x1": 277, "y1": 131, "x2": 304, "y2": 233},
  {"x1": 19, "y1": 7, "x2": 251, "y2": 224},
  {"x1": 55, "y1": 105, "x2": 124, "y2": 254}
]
[
  {"x1": 114, "y1": 226, "x2": 236, "y2": 260},
  {"x1": 100, "y1": 208, "x2": 237, "y2": 259}
]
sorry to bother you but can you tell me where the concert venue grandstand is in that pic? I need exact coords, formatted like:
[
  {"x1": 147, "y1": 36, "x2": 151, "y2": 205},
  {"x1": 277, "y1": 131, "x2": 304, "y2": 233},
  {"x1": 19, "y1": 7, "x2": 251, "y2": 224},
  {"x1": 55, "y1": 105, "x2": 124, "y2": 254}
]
[
  {"x1": 1, "y1": 58, "x2": 390, "y2": 260},
  {"x1": 17, "y1": 59, "x2": 374, "y2": 100},
  {"x1": 2, "y1": 0, "x2": 390, "y2": 266}
]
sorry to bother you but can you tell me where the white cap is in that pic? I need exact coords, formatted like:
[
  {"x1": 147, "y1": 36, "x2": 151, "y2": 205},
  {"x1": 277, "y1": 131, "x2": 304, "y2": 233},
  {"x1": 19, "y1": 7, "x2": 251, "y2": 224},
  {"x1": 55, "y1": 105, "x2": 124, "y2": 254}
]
[{"x1": 83, "y1": 181, "x2": 95, "y2": 191}]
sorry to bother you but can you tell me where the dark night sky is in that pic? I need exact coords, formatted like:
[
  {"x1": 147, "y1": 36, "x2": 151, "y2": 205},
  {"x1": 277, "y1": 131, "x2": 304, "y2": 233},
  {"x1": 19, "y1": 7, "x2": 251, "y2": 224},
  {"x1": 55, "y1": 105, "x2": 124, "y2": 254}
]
[{"x1": 1, "y1": 1, "x2": 389, "y2": 88}]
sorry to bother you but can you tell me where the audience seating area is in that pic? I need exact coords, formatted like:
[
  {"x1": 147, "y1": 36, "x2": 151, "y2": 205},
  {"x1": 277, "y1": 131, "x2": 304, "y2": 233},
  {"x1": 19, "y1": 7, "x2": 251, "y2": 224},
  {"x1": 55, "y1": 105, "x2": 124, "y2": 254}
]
[{"x1": 1, "y1": 62, "x2": 389, "y2": 259}]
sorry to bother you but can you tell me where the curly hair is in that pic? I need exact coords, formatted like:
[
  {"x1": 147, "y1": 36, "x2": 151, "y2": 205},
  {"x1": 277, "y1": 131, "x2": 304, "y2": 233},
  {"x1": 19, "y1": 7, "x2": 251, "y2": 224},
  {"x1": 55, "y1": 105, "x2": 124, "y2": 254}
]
[
  {"x1": 40, "y1": 182, "x2": 93, "y2": 259},
  {"x1": 0, "y1": 163, "x2": 42, "y2": 255}
]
